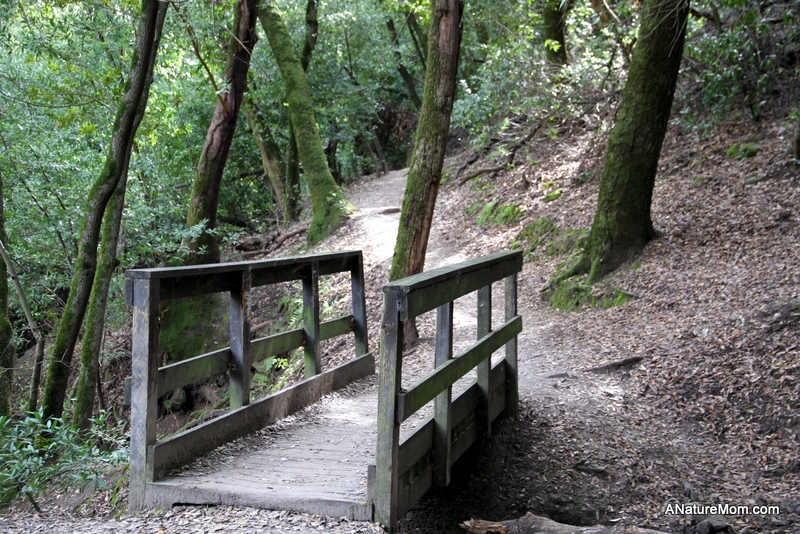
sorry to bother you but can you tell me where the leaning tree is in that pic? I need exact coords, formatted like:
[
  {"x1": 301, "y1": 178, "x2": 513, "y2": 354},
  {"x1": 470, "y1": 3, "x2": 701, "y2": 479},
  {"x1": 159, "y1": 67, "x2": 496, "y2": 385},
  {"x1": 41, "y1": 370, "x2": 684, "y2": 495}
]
[
  {"x1": 40, "y1": 0, "x2": 168, "y2": 422},
  {"x1": 554, "y1": 0, "x2": 690, "y2": 287}
]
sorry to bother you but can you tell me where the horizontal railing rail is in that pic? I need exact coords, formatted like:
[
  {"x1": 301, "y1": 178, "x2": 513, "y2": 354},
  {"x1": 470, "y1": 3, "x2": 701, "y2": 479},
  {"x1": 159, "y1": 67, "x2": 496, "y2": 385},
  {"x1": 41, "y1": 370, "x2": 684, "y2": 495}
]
[
  {"x1": 126, "y1": 251, "x2": 372, "y2": 511},
  {"x1": 372, "y1": 250, "x2": 523, "y2": 531}
]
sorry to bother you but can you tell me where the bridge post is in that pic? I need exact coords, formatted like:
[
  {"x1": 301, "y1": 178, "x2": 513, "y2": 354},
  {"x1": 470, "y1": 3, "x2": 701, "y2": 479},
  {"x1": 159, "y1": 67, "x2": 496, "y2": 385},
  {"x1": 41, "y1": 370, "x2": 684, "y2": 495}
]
[
  {"x1": 504, "y1": 273, "x2": 519, "y2": 418},
  {"x1": 349, "y1": 253, "x2": 368, "y2": 357},
  {"x1": 433, "y1": 301, "x2": 454, "y2": 487},
  {"x1": 476, "y1": 284, "x2": 492, "y2": 437},
  {"x1": 229, "y1": 269, "x2": 252, "y2": 409},
  {"x1": 375, "y1": 289, "x2": 403, "y2": 531},
  {"x1": 302, "y1": 261, "x2": 321, "y2": 377},
  {"x1": 128, "y1": 277, "x2": 160, "y2": 511}
]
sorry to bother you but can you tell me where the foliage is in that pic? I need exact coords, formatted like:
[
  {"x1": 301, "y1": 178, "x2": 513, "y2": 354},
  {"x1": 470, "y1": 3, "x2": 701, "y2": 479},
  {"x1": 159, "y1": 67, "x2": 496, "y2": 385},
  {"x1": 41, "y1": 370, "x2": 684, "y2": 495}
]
[
  {"x1": 0, "y1": 409, "x2": 128, "y2": 507},
  {"x1": 679, "y1": 1, "x2": 800, "y2": 120}
]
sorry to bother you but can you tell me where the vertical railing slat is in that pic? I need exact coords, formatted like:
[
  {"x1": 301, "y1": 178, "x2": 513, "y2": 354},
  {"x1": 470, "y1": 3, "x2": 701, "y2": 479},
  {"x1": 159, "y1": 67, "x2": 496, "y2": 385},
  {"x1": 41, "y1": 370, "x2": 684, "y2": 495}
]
[
  {"x1": 350, "y1": 253, "x2": 368, "y2": 356},
  {"x1": 504, "y1": 273, "x2": 519, "y2": 418},
  {"x1": 433, "y1": 301, "x2": 454, "y2": 486},
  {"x1": 375, "y1": 288, "x2": 403, "y2": 530},
  {"x1": 302, "y1": 261, "x2": 321, "y2": 377},
  {"x1": 129, "y1": 277, "x2": 160, "y2": 511},
  {"x1": 229, "y1": 269, "x2": 252, "y2": 409},
  {"x1": 476, "y1": 284, "x2": 492, "y2": 438}
]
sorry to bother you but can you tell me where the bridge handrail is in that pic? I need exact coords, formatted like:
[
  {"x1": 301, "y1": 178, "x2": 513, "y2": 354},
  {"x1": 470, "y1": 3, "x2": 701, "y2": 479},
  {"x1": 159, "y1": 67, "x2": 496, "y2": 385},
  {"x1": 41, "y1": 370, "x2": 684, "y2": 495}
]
[
  {"x1": 374, "y1": 250, "x2": 523, "y2": 531},
  {"x1": 126, "y1": 250, "x2": 371, "y2": 511}
]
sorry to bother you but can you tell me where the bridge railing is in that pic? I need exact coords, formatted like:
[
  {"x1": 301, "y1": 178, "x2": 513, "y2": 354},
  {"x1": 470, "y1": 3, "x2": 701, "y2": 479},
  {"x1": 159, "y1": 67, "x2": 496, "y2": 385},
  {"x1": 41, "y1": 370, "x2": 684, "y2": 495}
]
[
  {"x1": 372, "y1": 250, "x2": 523, "y2": 531},
  {"x1": 125, "y1": 251, "x2": 372, "y2": 511}
]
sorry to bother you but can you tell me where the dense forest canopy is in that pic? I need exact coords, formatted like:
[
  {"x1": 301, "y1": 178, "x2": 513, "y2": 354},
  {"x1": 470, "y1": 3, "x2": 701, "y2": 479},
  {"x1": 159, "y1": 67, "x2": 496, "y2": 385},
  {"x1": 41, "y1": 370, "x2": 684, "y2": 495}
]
[
  {"x1": 0, "y1": 0, "x2": 798, "y2": 515},
  {"x1": 0, "y1": 0, "x2": 796, "y2": 326}
]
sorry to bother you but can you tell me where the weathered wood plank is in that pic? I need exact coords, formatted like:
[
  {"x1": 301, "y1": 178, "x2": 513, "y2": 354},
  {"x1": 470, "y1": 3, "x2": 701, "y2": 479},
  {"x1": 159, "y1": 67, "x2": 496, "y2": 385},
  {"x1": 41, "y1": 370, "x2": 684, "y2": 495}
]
[
  {"x1": 374, "y1": 290, "x2": 403, "y2": 529},
  {"x1": 250, "y1": 329, "x2": 304, "y2": 364},
  {"x1": 150, "y1": 352, "x2": 375, "y2": 480},
  {"x1": 450, "y1": 383, "x2": 479, "y2": 464},
  {"x1": 156, "y1": 347, "x2": 230, "y2": 398},
  {"x1": 319, "y1": 315, "x2": 355, "y2": 340},
  {"x1": 489, "y1": 359, "x2": 507, "y2": 423},
  {"x1": 433, "y1": 302, "x2": 453, "y2": 487},
  {"x1": 124, "y1": 251, "x2": 362, "y2": 302},
  {"x1": 504, "y1": 273, "x2": 519, "y2": 418},
  {"x1": 129, "y1": 278, "x2": 160, "y2": 512},
  {"x1": 476, "y1": 285, "x2": 492, "y2": 438},
  {"x1": 383, "y1": 250, "x2": 522, "y2": 320},
  {"x1": 396, "y1": 316, "x2": 522, "y2": 422},
  {"x1": 229, "y1": 270, "x2": 251, "y2": 409},
  {"x1": 349, "y1": 254, "x2": 369, "y2": 357},
  {"x1": 125, "y1": 315, "x2": 356, "y2": 404},
  {"x1": 397, "y1": 462, "x2": 432, "y2": 519},
  {"x1": 145, "y1": 480, "x2": 374, "y2": 521},
  {"x1": 398, "y1": 418, "x2": 434, "y2": 475},
  {"x1": 302, "y1": 262, "x2": 321, "y2": 378}
]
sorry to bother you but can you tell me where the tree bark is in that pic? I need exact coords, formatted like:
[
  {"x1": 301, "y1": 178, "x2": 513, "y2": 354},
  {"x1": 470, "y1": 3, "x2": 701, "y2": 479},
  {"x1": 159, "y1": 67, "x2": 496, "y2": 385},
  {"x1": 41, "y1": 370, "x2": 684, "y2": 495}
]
[
  {"x1": 185, "y1": 0, "x2": 259, "y2": 265},
  {"x1": 0, "y1": 177, "x2": 14, "y2": 418},
  {"x1": 40, "y1": 0, "x2": 164, "y2": 422},
  {"x1": 260, "y1": 2, "x2": 345, "y2": 245},
  {"x1": 389, "y1": 0, "x2": 463, "y2": 342},
  {"x1": 282, "y1": 0, "x2": 319, "y2": 224},
  {"x1": 245, "y1": 103, "x2": 288, "y2": 222},
  {"x1": 577, "y1": 0, "x2": 689, "y2": 283},
  {"x1": 543, "y1": 0, "x2": 569, "y2": 66},
  {"x1": 72, "y1": 2, "x2": 167, "y2": 430}
]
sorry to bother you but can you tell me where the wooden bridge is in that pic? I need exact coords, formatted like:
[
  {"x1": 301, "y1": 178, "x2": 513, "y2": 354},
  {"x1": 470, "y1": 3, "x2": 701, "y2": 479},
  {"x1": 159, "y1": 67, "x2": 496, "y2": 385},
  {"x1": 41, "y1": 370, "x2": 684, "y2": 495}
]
[{"x1": 125, "y1": 249, "x2": 522, "y2": 532}]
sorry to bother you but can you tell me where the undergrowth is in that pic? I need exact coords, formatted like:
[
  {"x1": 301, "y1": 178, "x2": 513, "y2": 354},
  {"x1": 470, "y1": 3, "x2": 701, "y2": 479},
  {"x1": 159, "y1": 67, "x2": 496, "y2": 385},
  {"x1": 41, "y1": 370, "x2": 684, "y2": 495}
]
[{"x1": 0, "y1": 409, "x2": 128, "y2": 511}]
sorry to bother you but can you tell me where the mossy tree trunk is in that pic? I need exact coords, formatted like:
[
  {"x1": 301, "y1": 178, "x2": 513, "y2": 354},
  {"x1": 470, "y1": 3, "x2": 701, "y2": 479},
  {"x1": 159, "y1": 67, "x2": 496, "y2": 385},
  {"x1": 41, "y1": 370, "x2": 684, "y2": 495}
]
[
  {"x1": 245, "y1": 102, "x2": 288, "y2": 222},
  {"x1": 575, "y1": 0, "x2": 689, "y2": 283},
  {"x1": 185, "y1": 0, "x2": 259, "y2": 265},
  {"x1": 261, "y1": 1, "x2": 344, "y2": 245},
  {"x1": 40, "y1": 0, "x2": 165, "y2": 422},
  {"x1": 389, "y1": 0, "x2": 463, "y2": 341},
  {"x1": 0, "y1": 177, "x2": 14, "y2": 418},
  {"x1": 543, "y1": 0, "x2": 569, "y2": 66},
  {"x1": 281, "y1": 0, "x2": 318, "y2": 226},
  {"x1": 72, "y1": 2, "x2": 168, "y2": 431}
]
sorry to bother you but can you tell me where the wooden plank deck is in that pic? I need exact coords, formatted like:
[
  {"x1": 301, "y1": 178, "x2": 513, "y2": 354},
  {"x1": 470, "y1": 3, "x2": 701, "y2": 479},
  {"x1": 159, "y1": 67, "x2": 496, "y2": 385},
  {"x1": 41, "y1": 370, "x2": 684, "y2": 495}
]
[{"x1": 143, "y1": 375, "x2": 380, "y2": 520}]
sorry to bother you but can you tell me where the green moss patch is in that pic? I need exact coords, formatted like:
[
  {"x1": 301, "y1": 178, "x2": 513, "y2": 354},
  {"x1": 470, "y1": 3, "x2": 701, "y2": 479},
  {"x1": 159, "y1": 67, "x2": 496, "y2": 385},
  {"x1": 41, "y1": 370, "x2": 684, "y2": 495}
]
[
  {"x1": 475, "y1": 202, "x2": 524, "y2": 226},
  {"x1": 544, "y1": 278, "x2": 632, "y2": 311},
  {"x1": 516, "y1": 219, "x2": 587, "y2": 261}
]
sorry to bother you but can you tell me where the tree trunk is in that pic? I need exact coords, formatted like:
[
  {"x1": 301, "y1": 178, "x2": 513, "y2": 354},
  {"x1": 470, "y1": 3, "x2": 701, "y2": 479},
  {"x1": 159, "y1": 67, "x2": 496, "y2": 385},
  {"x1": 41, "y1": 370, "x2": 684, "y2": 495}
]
[
  {"x1": 387, "y1": 18, "x2": 422, "y2": 110},
  {"x1": 794, "y1": 113, "x2": 800, "y2": 160},
  {"x1": 185, "y1": 0, "x2": 259, "y2": 265},
  {"x1": 578, "y1": 0, "x2": 689, "y2": 283},
  {"x1": 245, "y1": 103, "x2": 288, "y2": 222},
  {"x1": 260, "y1": 2, "x2": 345, "y2": 245},
  {"x1": 406, "y1": 11, "x2": 428, "y2": 72},
  {"x1": 282, "y1": 0, "x2": 319, "y2": 225},
  {"x1": 72, "y1": 2, "x2": 168, "y2": 430},
  {"x1": 0, "y1": 178, "x2": 14, "y2": 418},
  {"x1": 40, "y1": 0, "x2": 165, "y2": 422},
  {"x1": 543, "y1": 0, "x2": 569, "y2": 66},
  {"x1": 389, "y1": 0, "x2": 463, "y2": 342}
]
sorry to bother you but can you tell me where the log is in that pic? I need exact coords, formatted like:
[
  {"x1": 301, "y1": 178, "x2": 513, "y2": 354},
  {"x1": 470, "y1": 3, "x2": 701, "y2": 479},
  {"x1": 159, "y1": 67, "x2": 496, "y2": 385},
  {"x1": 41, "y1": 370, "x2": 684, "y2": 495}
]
[{"x1": 461, "y1": 513, "x2": 668, "y2": 534}]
